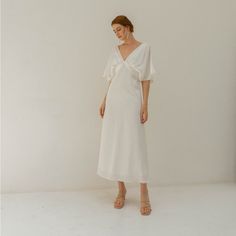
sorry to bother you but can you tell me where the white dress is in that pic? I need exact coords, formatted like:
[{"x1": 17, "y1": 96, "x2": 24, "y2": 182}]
[{"x1": 97, "y1": 42, "x2": 157, "y2": 183}]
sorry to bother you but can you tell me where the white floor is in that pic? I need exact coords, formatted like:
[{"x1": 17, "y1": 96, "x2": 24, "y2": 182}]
[{"x1": 1, "y1": 183, "x2": 236, "y2": 236}]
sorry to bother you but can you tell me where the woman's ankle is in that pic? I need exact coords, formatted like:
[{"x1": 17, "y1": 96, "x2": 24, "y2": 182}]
[
  {"x1": 119, "y1": 188, "x2": 126, "y2": 193},
  {"x1": 118, "y1": 182, "x2": 126, "y2": 192}
]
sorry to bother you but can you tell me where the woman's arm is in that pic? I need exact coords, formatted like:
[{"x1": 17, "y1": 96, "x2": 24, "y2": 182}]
[
  {"x1": 140, "y1": 80, "x2": 150, "y2": 123},
  {"x1": 99, "y1": 80, "x2": 112, "y2": 118},
  {"x1": 141, "y1": 80, "x2": 150, "y2": 107},
  {"x1": 103, "y1": 80, "x2": 112, "y2": 103}
]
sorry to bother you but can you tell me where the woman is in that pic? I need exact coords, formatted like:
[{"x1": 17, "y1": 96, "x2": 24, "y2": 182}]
[{"x1": 97, "y1": 15, "x2": 157, "y2": 216}]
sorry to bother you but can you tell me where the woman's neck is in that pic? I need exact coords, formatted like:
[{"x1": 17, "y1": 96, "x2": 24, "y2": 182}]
[{"x1": 123, "y1": 34, "x2": 136, "y2": 45}]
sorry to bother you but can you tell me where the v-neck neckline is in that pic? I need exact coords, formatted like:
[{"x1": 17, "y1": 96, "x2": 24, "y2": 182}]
[{"x1": 116, "y1": 42, "x2": 146, "y2": 62}]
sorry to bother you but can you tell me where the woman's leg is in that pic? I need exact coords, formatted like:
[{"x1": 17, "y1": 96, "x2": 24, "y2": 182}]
[
  {"x1": 114, "y1": 181, "x2": 127, "y2": 208},
  {"x1": 140, "y1": 183, "x2": 152, "y2": 215}
]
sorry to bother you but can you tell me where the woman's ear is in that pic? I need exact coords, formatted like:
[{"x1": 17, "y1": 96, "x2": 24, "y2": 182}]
[{"x1": 125, "y1": 25, "x2": 130, "y2": 32}]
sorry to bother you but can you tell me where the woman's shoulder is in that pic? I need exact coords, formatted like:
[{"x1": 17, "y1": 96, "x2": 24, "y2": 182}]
[{"x1": 142, "y1": 42, "x2": 152, "y2": 49}]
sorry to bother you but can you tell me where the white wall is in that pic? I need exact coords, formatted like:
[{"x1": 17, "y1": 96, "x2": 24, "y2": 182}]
[{"x1": 1, "y1": 0, "x2": 236, "y2": 193}]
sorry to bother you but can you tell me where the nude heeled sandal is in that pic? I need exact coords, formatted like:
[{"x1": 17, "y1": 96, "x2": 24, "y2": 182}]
[
  {"x1": 140, "y1": 200, "x2": 152, "y2": 215},
  {"x1": 114, "y1": 192, "x2": 126, "y2": 209}
]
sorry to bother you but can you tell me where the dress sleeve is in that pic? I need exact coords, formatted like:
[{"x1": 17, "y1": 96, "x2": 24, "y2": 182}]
[
  {"x1": 101, "y1": 48, "x2": 117, "y2": 82},
  {"x1": 139, "y1": 45, "x2": 157, "y2": 83}
]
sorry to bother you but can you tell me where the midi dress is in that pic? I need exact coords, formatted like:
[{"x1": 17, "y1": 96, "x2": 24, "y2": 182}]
[{"x1": 97, "y1": 42, "x2": 157, "y2": 183}]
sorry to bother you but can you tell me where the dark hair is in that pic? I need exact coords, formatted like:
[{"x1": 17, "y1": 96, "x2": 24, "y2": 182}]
[{"x1": 111, "y1": 15, "x2": 134, "y2": 32}]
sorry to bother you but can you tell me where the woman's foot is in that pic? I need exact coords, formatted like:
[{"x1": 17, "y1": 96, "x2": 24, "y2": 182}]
[
  {"x1": 114, "y1": 189, "x2": 127, "y2": 209},
  {"x1": 140, "y1": 199, "x2": 152, "y2": 215},
  {"x1": 140, "y1": 188, "x2": 152, "y2": 215}
]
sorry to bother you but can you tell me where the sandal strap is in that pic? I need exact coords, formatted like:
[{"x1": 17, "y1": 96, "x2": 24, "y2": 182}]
[
  {"x1": 140, "y1": 200, "x2": 151, "y2": 207},
  {"x1": 115, "y1": 193, "x2": 126, "y2": 201},
  {"x1": 140, "y1": 200, "x2": 150, "y2": 203},
  {"x1": 117, "y1": 192, "x2": 126, "y2": 197},
  {"x1": 115, "y1": 197, "x2": 125, "y2": 201}
]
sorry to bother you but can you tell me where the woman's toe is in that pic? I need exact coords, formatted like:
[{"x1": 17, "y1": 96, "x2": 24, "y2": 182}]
[
  {"x1": 140, "y1": 206, "x2": 151, "y2": 215},
  {"x1": 114, "y1": 199, "x2": 123, "y2": 208},
  {"x1": 146, "y1": 207, "x2": 151, "y2": 214}
]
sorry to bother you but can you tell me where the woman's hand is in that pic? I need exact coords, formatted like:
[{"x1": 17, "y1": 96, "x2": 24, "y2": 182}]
[
  {"x1": 99, "y1": 99, "x2": 106, "y2": 119},
  {"x1": 140, "y1": 104, "x2": 148, "y2": 124}
]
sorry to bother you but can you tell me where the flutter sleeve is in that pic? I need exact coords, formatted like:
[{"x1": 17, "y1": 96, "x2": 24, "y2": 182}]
[
  {"x1": 138, "y1": 44, "x2": 157, "y2": 83},
  {"x1": 101, "y1": 48, "x2": 118, "y2": 82}
]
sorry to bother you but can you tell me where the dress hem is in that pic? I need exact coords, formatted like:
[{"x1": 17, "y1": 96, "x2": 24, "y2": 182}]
[{"x1": 97, "y1": 168, "x2": 149, "y2": 184}]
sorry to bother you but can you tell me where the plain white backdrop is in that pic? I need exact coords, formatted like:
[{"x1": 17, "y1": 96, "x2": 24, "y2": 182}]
[{"x1": 1, "y1": 0, "x2": 236, "y2": 193}]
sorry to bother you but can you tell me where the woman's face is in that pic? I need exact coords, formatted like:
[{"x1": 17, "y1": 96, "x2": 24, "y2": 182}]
[{"x1": 112, "y1": 24, "x2": 129, "y2": 40}]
